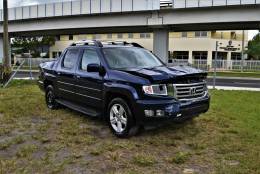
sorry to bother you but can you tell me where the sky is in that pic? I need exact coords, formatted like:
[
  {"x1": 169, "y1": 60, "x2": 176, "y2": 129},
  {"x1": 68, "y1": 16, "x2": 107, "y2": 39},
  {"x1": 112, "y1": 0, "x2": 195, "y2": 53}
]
[{"x1": 1, "y1": 0, "x2": 259, "y2": 40}]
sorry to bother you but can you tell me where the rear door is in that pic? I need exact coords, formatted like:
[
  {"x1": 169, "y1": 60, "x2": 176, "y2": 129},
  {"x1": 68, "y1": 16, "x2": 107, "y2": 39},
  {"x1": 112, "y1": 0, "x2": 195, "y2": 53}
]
[
  {"x1": 56, "y1": 48, "x2": 80, "y2": 102},
  {"x1": 74, "y1": 48, "x2": 104, "y2": 108}
]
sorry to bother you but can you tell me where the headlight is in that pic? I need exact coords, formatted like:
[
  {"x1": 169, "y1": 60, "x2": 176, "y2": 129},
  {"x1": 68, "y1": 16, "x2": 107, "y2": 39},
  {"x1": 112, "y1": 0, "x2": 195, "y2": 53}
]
[{"x1": 142, "y1": 84, "x2": 168, "y2": 96}]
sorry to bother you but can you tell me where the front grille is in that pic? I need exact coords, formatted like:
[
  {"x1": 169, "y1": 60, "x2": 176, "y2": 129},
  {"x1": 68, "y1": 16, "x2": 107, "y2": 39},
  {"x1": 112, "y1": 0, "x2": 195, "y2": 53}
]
[{"x1": 173, "y1": 82, "x2": 207, "y2": 100}]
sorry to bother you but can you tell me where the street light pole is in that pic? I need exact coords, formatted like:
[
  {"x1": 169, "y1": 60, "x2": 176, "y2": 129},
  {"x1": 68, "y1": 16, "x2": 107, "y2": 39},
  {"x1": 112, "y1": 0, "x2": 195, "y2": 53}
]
[
  {"x1": 241, "y1": 30, "x2": 245, "y2": 72},
  {"x1": 2, "y1": 0, "x2": 11, "y2": 82},
  {"x1": 213, "y1": 41, "x2": 218, "y2": 89}
]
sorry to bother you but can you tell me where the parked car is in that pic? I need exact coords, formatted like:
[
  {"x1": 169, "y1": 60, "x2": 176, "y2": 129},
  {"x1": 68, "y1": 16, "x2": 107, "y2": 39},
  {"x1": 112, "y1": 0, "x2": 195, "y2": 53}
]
[{"x1": 38, "y1": 40, "x2": 210, "y2": 138}]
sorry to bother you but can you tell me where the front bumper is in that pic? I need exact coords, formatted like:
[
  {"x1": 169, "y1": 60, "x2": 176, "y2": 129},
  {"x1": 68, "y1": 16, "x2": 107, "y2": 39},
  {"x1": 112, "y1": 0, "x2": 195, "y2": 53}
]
[
  {"x1": 38, "y1": 80, "x2": 45, "y2": 91},
  {"x1": 133, "y1": 93, "x2": 210, "y2": 126}
]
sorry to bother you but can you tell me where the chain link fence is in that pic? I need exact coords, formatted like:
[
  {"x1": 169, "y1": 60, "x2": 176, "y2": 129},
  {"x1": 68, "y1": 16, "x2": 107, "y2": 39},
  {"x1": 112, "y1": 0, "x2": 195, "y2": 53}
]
[{"x1": 14, "y1": 58, "x2": 56, "y2": 69}]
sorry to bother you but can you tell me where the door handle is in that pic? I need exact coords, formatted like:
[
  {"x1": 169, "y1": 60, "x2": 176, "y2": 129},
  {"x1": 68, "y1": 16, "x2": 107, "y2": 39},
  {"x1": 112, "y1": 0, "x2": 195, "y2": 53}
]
[
  {"x1": 57, "y1": 72, "x2": 61, "y2": 75},
  {"x1": 75, "y1": 75, "x2": 81, "y2": 79}
]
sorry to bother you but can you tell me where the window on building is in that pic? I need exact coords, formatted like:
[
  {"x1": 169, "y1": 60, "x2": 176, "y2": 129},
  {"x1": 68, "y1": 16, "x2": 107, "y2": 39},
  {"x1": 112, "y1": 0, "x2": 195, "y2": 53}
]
[
  {"x1": 195, "y1": 31, "x2": 208, "y2": 37},
  {"x1": 93, "y1": 34, "x2": 101, "y2": 40},
  {"x1": 69, "y1": 35, "x2": 73, "y2": 40},
  {"x1": 231, "y1": 32, "x2": 237, "y2": 40},
  {"x1": 140, "y1": 33, "x2": 151, "y2": 39},
  {"x1": 62, "y1": 49, "x2": 79, "y2": 69},
  {"x1": 193, "y1": 52, "x2": 207, "y2": 60},
  {"x1": 173, "y1": 51, "x2": 189, "y2": 60},
  {"x1": 201, "y1": 31, "x2": 208, "y2": 37},
  {"x1": 107, "y1": 34, "x2": 112, "y2": 39},
  {"x1": 182, "y1": 32, "x2": 187, "y2": 38},
  {"x1": 80, "y1": 49, "x2": 100, "y2": 71},
  {"x1": 117, "y1": 33, "x2": 123, "y2": 39},
  {"x1": 212, "y1": 52, "x2": 227, "y2": 60},
  {"x1": 56, "y1": 35, "x2": 60, "y2": 41},
  {"x1": 140, "y1": 33, "x2": 145, "y2": 38},
  {"x1": 52, "y1": 52, "x2": 57, "y2": 58},
  {"x1": 128, "y1": 33, "x2": 133, "y2": 39},
  {"x1": 231, "y1": 53, "x2": 241, "y2": 60},
  {"x1": 52, "y1": 52, "x2": 62, "y2": 58}
]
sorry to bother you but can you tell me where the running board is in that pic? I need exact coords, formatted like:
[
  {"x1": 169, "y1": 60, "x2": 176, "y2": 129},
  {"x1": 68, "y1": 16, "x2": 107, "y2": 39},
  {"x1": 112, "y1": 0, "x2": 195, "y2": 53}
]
[{"x1": 56, "y1": 99, "x2": 101, "y2": 117}]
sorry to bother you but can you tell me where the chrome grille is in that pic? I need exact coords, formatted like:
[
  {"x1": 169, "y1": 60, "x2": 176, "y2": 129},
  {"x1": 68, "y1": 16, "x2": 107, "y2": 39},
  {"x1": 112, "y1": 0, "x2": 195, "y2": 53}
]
[{"x1": 173, "y1": 82, "x2": 207, "y2": 100}]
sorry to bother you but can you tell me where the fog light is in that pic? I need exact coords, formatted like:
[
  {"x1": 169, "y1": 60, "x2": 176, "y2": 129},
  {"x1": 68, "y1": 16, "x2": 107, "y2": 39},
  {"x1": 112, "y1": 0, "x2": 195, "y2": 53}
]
[
  {"x1": 156, "y1": 110, "x2": 165, "y2": 117},
  {"x1": 144, "y1": 110, "x2": 154, "y2": 117}
]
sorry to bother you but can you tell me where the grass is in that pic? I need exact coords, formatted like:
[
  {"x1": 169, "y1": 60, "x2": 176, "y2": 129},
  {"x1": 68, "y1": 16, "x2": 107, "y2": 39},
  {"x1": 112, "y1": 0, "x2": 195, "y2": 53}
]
[
  {"x1": 0, "y1": 80, "x2": 259, "y2": 173},
  {"x1": 208, "y1": 71, "x2": 260, "y2": 78}
]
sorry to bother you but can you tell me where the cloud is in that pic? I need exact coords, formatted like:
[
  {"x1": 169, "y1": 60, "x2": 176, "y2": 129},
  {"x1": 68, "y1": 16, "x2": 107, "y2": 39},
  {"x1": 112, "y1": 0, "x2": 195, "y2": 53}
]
[{"x1": 248, "y1": 30, "x2": 259, "y2": 40}]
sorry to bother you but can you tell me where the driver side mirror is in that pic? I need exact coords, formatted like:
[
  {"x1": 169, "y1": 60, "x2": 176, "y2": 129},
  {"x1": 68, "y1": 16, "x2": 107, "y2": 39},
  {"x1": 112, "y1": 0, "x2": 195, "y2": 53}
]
[{"x1": 87, "y1": 63, "x2": 106, "y2": 76}]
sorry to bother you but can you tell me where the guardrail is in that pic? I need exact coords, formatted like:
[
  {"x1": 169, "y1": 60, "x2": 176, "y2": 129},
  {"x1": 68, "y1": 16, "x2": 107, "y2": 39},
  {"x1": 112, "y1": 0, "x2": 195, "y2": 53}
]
[
  {"x1": 172, "y1": 0, "x2": 260, "y2": 8},
  {"x1": 0, "y1": 0, "x2": 160, "y2": 21},
  {"x1": 168, "y1": 59, "x2": 260, "y2": 71}
]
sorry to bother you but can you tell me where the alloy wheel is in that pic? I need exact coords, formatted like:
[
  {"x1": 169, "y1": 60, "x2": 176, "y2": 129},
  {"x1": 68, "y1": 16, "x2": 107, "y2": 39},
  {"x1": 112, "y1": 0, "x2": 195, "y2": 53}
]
[{"x1": 110, "y1": 104, "x2": 127, "y2": 133}]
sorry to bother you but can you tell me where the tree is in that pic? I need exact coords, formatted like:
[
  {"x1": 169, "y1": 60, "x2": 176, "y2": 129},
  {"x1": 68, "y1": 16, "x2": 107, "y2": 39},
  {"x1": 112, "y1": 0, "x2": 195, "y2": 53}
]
[
  {"x1": 246, "y1": 32, "x2": 260, "y2": 60},
  {"x1": 11, "y1": 36, "x2": 55, "y2": 58}
]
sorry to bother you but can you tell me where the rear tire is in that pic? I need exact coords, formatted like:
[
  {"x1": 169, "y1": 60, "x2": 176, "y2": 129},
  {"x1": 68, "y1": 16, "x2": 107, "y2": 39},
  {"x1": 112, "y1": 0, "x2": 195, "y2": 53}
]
[
  {"x1": 45, "y1": 85, "x2": 60, "y2": 110},
  {"x1": 107, "y1": 98, "x2": 139, "y2": 138}
]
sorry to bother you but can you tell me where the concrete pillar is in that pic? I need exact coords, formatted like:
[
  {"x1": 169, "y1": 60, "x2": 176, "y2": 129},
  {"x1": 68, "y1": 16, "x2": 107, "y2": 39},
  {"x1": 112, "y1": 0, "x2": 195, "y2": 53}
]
[
  {"x1": 188, "y1": 51, "x2": 193, "y2": 64},
  {"x1": 227, "y1": 51, "x2": 232, "y2": 69},
  {"x1": 153, "y1": 30, "x2": 169, "y2": 63},
  {"x1": 49, "y1": 52, "x2": 53, "y2": 58},
  {"x1": 0, "y1": 37, "x2": 3, "y2": 64},
  {"x1": 227, "y1": 52, "x2": 231, "y2": 61},
  {"x1": 207, "y1": 51, "x2": 213, "y2": 68}
]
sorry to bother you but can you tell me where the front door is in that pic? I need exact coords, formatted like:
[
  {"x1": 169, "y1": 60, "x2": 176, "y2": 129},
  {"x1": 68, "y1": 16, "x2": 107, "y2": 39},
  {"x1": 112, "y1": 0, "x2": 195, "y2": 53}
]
[{"x1": 74, "y1": 48, "x2": 104, "y2": 108}]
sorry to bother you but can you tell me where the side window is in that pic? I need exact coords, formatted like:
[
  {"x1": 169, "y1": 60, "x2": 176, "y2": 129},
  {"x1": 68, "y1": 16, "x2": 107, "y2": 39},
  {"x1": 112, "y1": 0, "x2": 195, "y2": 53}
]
[
  {"x1": 62, "y1": 49, "x2": 79, "y2": 69},
  {"x1": 81, "y1": 49, "x2": 100, "y2": 71}
]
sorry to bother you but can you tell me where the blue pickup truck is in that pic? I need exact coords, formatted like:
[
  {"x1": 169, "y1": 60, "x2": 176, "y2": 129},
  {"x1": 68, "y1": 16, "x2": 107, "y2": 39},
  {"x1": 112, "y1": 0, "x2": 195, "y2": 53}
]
[{"x1": 38, "y1": 40, "x2": 210, "y2": 138}]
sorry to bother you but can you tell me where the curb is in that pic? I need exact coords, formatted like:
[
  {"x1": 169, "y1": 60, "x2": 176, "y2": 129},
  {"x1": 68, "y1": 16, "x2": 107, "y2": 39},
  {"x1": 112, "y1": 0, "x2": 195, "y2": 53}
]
[
  {"x1": 207, "y1": 76, "x2": 260, "y2": 81},
  {"x1": 208, "y1": 86, "x2": 260, "y2": 91}
]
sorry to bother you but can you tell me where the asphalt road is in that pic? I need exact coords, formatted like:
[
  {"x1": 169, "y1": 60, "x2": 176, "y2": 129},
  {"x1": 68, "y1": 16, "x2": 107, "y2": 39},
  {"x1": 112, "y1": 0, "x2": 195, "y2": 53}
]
[
  {"x1": 14, "y1": 71, "x2": 260, "y2": 89},
  {"x1": 207, "y1": 77, "x2": 260, "y2": 88}
]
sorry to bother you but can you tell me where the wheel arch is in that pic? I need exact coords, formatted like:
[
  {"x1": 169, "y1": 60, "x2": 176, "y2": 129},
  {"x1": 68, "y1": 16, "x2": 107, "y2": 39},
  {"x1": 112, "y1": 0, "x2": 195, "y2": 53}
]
[{"x1": 103, "y1": 83, "x2": 139, "y2": 120}]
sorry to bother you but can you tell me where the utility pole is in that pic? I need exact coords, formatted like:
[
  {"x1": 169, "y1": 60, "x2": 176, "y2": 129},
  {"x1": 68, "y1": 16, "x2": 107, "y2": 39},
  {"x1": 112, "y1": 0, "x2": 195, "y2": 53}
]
[
  {"x1": 241, "y1": 30, "x2": 245, "y2": 72},
  {"x1": 2, "y1": 0, "x2": 11, "y2": 82},
  {"x1": 213, "y1": 41, "x2": 218, "y2": 89}
]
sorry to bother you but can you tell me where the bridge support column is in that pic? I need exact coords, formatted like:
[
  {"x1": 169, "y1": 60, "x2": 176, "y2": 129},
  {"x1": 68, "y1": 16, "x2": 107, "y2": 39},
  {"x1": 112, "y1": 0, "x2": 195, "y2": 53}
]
[
  {"x1": 0, "y1": 37, "x2": 3, "y2": 64},
  {"x1": 227, "y1": 52, "x2": 232, "y2": 69},
  {"x1": 207, "y1": 51, "x2": 213, "y2": 68},
  {"x1": 153, "y1": 30, "x2": 169, "y2": 63},
  {"x1": 188, "y1": 51, "x2": 193, "y2": 64}
]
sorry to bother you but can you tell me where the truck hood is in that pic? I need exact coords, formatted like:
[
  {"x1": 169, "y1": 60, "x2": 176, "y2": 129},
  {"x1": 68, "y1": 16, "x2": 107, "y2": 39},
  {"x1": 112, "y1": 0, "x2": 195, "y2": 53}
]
[{"x1": 120, "y1": 65, "x2": 207, "y2": 83}]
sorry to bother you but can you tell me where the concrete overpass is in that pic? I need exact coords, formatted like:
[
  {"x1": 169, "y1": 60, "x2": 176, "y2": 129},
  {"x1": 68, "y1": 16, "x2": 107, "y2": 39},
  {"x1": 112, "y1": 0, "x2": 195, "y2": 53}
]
[{"x1": 0, "y1": 0, "x2": 260, "y2": 63}]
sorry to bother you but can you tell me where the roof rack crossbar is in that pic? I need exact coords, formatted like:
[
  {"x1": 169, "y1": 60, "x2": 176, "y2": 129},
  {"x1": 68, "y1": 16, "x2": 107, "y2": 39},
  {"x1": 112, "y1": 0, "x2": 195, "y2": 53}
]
[
  {"x1": 70, "y1": 40, "x2": 103, "y2": 47},
  {"x1": 102, "y1": 41, "x2": 144, "y2": 48},
  {"x1": 70, "y1": 40, "x2": 144, "y2": 48}
]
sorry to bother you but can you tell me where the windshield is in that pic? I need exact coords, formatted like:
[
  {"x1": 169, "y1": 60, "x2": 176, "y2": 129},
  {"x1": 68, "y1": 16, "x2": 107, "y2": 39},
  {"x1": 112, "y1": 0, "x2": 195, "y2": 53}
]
[{"x1": 102, "y1": 47, "x2": 163, "y2": 69}]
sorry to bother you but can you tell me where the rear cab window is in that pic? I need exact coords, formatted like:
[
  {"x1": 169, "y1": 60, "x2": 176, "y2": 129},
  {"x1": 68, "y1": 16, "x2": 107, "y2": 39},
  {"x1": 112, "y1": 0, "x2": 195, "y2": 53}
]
[{"x1": 62, "y1": 49, "x2": 80, "y2": 69}]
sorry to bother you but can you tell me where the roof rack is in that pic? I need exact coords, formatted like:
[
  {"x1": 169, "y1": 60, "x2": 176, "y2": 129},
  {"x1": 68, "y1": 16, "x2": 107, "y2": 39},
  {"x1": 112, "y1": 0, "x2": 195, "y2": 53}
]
[
  {"x1": 102, "y1": 41, "x2": 144, "y2": 48},
  {"x1": 70, "y1": 40, "x2": 144, "y2": 48},
  {"x1": 70, "y1": 40, "x2": 103, "y2": 47}
]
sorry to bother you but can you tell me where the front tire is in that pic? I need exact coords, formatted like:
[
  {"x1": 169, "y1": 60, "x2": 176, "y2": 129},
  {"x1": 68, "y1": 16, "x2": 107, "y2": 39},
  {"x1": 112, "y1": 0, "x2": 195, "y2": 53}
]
[
  {"x1": 107, "y1": 98, "x2": 139, "y2": 138},
  {"x1": 45, "y1": 85, "x2": 59, "y2": 110}
]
